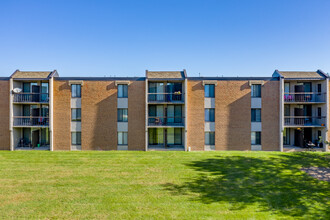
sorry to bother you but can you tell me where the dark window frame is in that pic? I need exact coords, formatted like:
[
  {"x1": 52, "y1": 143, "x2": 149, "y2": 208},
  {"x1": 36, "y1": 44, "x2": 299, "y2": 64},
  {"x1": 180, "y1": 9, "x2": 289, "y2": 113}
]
[
  {"x1": 251, "y1": 84, "x2": 261, "y2": 98},
  {"x1": 205, "y1": 132, "x2": 215, "y2": 145},
  {"x1": 118, "y1": 84, "x2": 128, "y2": 98},
  {"x1": 71, "y1": 108, "x2": 81, "y2": 122},
  {"x1": 71, "y1": 132, "x2": 81, "y2": 145},
  {"x1": 205, "y1": 108, "x2": 215, "y2": 122},
  {"x1": 251, "y1": 131, "x2": 261, "y2": 145},
  {"x1": 71, "y1": 84, "x2": 81, "y2": 98},
  {"x1": 205, "y1": 84, "x2": 215, "y2": 98},
  {"x1": 251, "y1": 108, "x2": 261, "y2": 122},
  {"x1": 117, "y1": 108, "x2": 128, "y2": 122}
]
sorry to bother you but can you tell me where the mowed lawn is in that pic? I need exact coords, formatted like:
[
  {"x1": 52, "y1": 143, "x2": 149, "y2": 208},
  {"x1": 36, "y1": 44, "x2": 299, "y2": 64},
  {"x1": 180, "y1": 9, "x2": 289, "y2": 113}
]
[{"x1": 0, "y1": 151, "x2": 329, "y2": 219}]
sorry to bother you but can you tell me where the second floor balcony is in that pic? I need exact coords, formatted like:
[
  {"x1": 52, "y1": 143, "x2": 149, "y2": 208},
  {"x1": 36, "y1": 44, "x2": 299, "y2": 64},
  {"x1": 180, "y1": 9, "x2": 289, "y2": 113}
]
[
  {"x1": 284, "y1": 93, "x2": 326, "y2": 103},
  {"x1": 284, "y1": 116, "x2": 326, "y2": 127},
  {"x1": 148, "y1": 116, "x2": 184, "y2": 127},
  {"x1": 13, "y1": 116, "x2": 49, "y2": 127},
  {"x1": 13, "y1": 93, "x2": 49, "y2": 103},
  {"x1": 148, "y1": 93, "x2": 184, "y2": 103}
]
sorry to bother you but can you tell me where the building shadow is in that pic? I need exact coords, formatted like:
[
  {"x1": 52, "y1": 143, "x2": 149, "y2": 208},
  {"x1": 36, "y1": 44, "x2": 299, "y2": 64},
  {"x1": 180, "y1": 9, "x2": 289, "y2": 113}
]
[{"x1": 163, "y1": 152, "x2": 330, "y2": 218}]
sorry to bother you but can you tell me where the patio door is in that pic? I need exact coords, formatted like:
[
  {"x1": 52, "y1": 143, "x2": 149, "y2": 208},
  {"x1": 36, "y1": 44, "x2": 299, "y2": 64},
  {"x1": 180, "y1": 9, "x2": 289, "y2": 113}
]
[
  {"x1": 294, "y1": 129, "x2": 303, "y2": 147},
  {"x1": 32, "y1": 130, "x2": 39, "y2": 148}
]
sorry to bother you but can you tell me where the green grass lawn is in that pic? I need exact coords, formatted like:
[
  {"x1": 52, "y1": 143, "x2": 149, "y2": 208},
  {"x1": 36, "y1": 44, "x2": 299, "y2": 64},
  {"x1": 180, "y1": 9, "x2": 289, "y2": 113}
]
[{"x1": 0, "y1": 151, "x2": 329, "y2": 219}]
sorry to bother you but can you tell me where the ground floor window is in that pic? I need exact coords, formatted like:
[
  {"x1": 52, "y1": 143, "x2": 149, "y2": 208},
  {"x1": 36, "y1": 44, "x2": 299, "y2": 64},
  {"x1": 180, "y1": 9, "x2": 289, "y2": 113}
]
[
  {"x1": 205, "y1": 132, "x2": 215, "y2": 145},
  {"x1": 71, "y1": 132, "x2": 81, "y2": 145},
  {"x1": 149, "y1": 128, "x2": 164, "y2": 145},
  {"x1": 167, "y1": 128, "x2": 182, "y2": 145},
  {"x1": 283, "y1": 128, "x2": 290, "y2": 145},
  {"x1": 118, "y1": 132, "x2": 128, "y2": 145},
  {"x1": 251, "y1": 132, "x2": 261, "y2": 145}
]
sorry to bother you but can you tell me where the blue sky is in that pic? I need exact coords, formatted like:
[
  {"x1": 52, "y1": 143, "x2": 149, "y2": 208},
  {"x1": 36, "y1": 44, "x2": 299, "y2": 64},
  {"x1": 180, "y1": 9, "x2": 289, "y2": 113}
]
[{"x1": 0, "y1": 0, "x2": 329, "y2": 77}]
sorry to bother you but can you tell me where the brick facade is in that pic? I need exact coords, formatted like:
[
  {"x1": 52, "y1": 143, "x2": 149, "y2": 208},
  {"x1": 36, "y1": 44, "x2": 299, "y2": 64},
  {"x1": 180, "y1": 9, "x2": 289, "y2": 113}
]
[
  {"x1": 261, "y1": 81, "x2": 280, "y2": 151},
  {"x1": 53, "y1": 80, "x2": 71, "y2": 150},
  {"x1": 81, "y1": 81, "x2": 117, "y2": 150},
  {"x1": 0, "y1": 80, "x2": 10, "y2": 150},
  {"x1": 187, "y1": 80, "x2": 205, "y2": 150},
  {"x1": 128, "y1": 80, "x2": 145, "y2": 150},
  {"x1": 215, "y1": 81, "x2": 251, "y2": 150}
]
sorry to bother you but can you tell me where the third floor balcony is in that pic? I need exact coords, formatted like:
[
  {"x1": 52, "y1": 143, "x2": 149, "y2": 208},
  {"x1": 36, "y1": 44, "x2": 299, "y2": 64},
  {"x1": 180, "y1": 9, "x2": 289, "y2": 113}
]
[
  {"x1": 284, "y1": 92, "x2": 326, "y2": 103},
  {"x1": 13, "y1": 93, "x2": 49, "y2": 104},
  {"x1": 148, "y1": 92, "x2": 184, "y2": 103}
]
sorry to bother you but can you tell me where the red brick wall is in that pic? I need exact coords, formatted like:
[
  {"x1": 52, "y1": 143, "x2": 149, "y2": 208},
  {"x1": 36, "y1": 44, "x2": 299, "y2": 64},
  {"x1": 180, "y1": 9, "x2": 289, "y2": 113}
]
[
  {"x1": 53, "y1": 80, "x2": 71, "y2": 150},
  {"x1": 261, "y1": 81, "x2": 280, "y2": 151},
  {"x1": 0, "y1": 80, "x2": 10, "y2": 150}
]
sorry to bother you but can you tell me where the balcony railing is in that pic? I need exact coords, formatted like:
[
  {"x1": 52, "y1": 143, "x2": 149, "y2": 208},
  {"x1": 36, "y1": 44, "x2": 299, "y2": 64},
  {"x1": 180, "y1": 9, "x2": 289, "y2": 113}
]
[
  {"x1": 148, "y1": 117, "x2": 184, "y2": 126},
  {"x1": 148, "y1": 93, "x2": 184, "y2": 103},
  {"x1": 284, "y1": 116, "x2": 326, "y2": 127},
  {"x1": 284, "y1": 93, "x2": 326, "y2": 103},
  {"x1": 13, "y1": 116, "x2": 49, "y2": 127},
  {"x1": 13, "y1": 93, "x2": 49, "y2": 103}
]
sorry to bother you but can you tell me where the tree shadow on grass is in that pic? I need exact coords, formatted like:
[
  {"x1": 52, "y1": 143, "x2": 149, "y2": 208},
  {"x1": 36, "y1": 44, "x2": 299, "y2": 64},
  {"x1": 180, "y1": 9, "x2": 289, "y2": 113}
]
[{"x1": 163, "y1": 152, "x2": 330, "y2": 218}]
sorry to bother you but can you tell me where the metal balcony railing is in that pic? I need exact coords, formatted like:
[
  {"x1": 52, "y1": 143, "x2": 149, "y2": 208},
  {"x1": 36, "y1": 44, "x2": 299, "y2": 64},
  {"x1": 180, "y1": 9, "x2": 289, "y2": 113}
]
[
  {"x1": 13, "y1": 117, "x2": 49, "y2": 127},
  {"x1": 148, "y1": 117, "x2": 184, "y2": 126},
  {"x1": 284, "y1": 116, "x2": 326, "y2": 127},
  {"x1": 13, "y1": 93, "x2": 49, "y2": 103},
  {"x1": 284, "y1": 93, "x2": 326, "y2": 103},
  {"x1": 148, "y1": 93, "x2": 184, "y2": 102}
]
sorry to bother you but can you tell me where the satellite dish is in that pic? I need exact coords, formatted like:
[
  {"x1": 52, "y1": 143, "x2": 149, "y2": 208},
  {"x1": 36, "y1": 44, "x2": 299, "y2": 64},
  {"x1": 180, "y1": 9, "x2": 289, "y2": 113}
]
[{"x1": 13, "y1": 88, "x2": 22, "y2": 93}]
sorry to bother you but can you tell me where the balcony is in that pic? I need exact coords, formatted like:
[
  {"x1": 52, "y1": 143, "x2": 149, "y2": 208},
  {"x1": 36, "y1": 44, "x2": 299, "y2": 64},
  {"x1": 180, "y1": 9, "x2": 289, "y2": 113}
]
[
  {"x1": 148, "y1": 93, "x2": 184, "y2": 103},
  {"x1": 284, "y1": 93, "x2": 326, "y2": 103},
  {"x1": 284, "y1": 116, "x2": 326, "y2": 127},
  {"x1": 13, "y1": 116, "x2": 49, "y2": 127},
  {"x1": 148, "y1": 117, "x2": 184, "y2": 127},
  {"x1": 13, "y1": 93, "x2": 49, "y2": 103}
]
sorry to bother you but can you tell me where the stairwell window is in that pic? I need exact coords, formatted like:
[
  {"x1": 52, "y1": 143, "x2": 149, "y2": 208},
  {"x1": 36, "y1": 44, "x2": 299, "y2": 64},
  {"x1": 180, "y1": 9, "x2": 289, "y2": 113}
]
[
  {"x1": 118, "y1": 108, "x2": 128, "y2": 122},
  {"x1": 118, "y1": 132, "x2": 128, "y2": 145},
  {"x1": 71, "y1": 132, "x2": 81, "y2": 145},
  {"x1": 71, "y1": 108, "x2": 81, "y2": 121},
  {"x1": 205, "y1": 132, "x2": 215, "y2": 145},
  {"x1": 71, "y1": 84, "x2": 81, "y2": 98},
  {"x1": 251, "y1": 109, "x2": 261, "y2": 122},
  {"x1": 251, "y1": 84, "x2": 261, "y2": 98},
  {"x1": 251, "y1": 132, "x2": 261, "y2": 145},
  {"x1": 205, "y1": 108, "x2": 215, "y2": 122},
  {"x1": 205, "y1": 84, "x2": 215, "y2": 98},
  {"x1": 118, "y1": 84, "x2": 128, "y2": 98}
]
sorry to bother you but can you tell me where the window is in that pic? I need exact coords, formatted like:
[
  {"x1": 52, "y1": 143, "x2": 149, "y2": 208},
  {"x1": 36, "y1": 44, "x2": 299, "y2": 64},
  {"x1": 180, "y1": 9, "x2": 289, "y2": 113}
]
[
  {"x1": 251, "y1": 109, "x2": 261, "y2": 122},
  {"x1": 283, "y1": 128, "x2": 290, "y2": 145},
  {"x1": 318, "y1": 130, "x2": 322, "y2": 141},
  {"x1": 205, "y1": 84, "x2": 215, "y2": 98},
  {"x1": 251, "y1": 132, "x2": 261, "y2": 145},
  {"x1": 71, "y1": 84, "x2": 81, "y2": 98},
  {"x1": 118, "y1": 84, "x2": 128, "y2": 98},
  {"x1": 318, "y1": 107, "x2": 321, "y2": 119},
  {"x1": 284, "y1": 83, "x2": 290, "y2": 93},
  {"x1": 118, "y1": 132, "x2": 128, "y2": 145},
  {"x1": 284, "y1": 105, "x2": 290, "y2": 116},
  {"x1": 205, "y1": 108, "x2": 215, "y2": 122},
  {"x1": 72, "y1": 108, "x2": 81, "y2": 121},
  {"x1": 205, "y1": 132, "x2": 215, "y2": 145},
  {"x1": 117, "y1": 108, "x2": 128, "y2": 122},
  {"x1": 167, "y1": 128, "x2": 182, "y2": 145},
  {"x1": 318, "y1": 84, "x2": 322, "y2": 93},
  {"x1": 251, "y1": 84, "x2": 261, "y2": 98},
  {"x1": 71, "y1": 132, "x2": 81, "y2": 145}
]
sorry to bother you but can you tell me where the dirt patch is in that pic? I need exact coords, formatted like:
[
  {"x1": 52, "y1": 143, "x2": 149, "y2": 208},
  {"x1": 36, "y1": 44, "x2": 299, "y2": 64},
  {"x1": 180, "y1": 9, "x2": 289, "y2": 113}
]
[{"x1": 301, "y1": 167, "x2": 330, "y2": 182}]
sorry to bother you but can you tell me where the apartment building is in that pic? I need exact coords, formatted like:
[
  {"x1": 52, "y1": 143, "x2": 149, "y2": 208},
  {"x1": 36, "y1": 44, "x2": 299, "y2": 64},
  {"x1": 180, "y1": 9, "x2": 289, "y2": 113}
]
[{"x1": 0, "y1": 69, "x2": 328, "y2": 152}]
